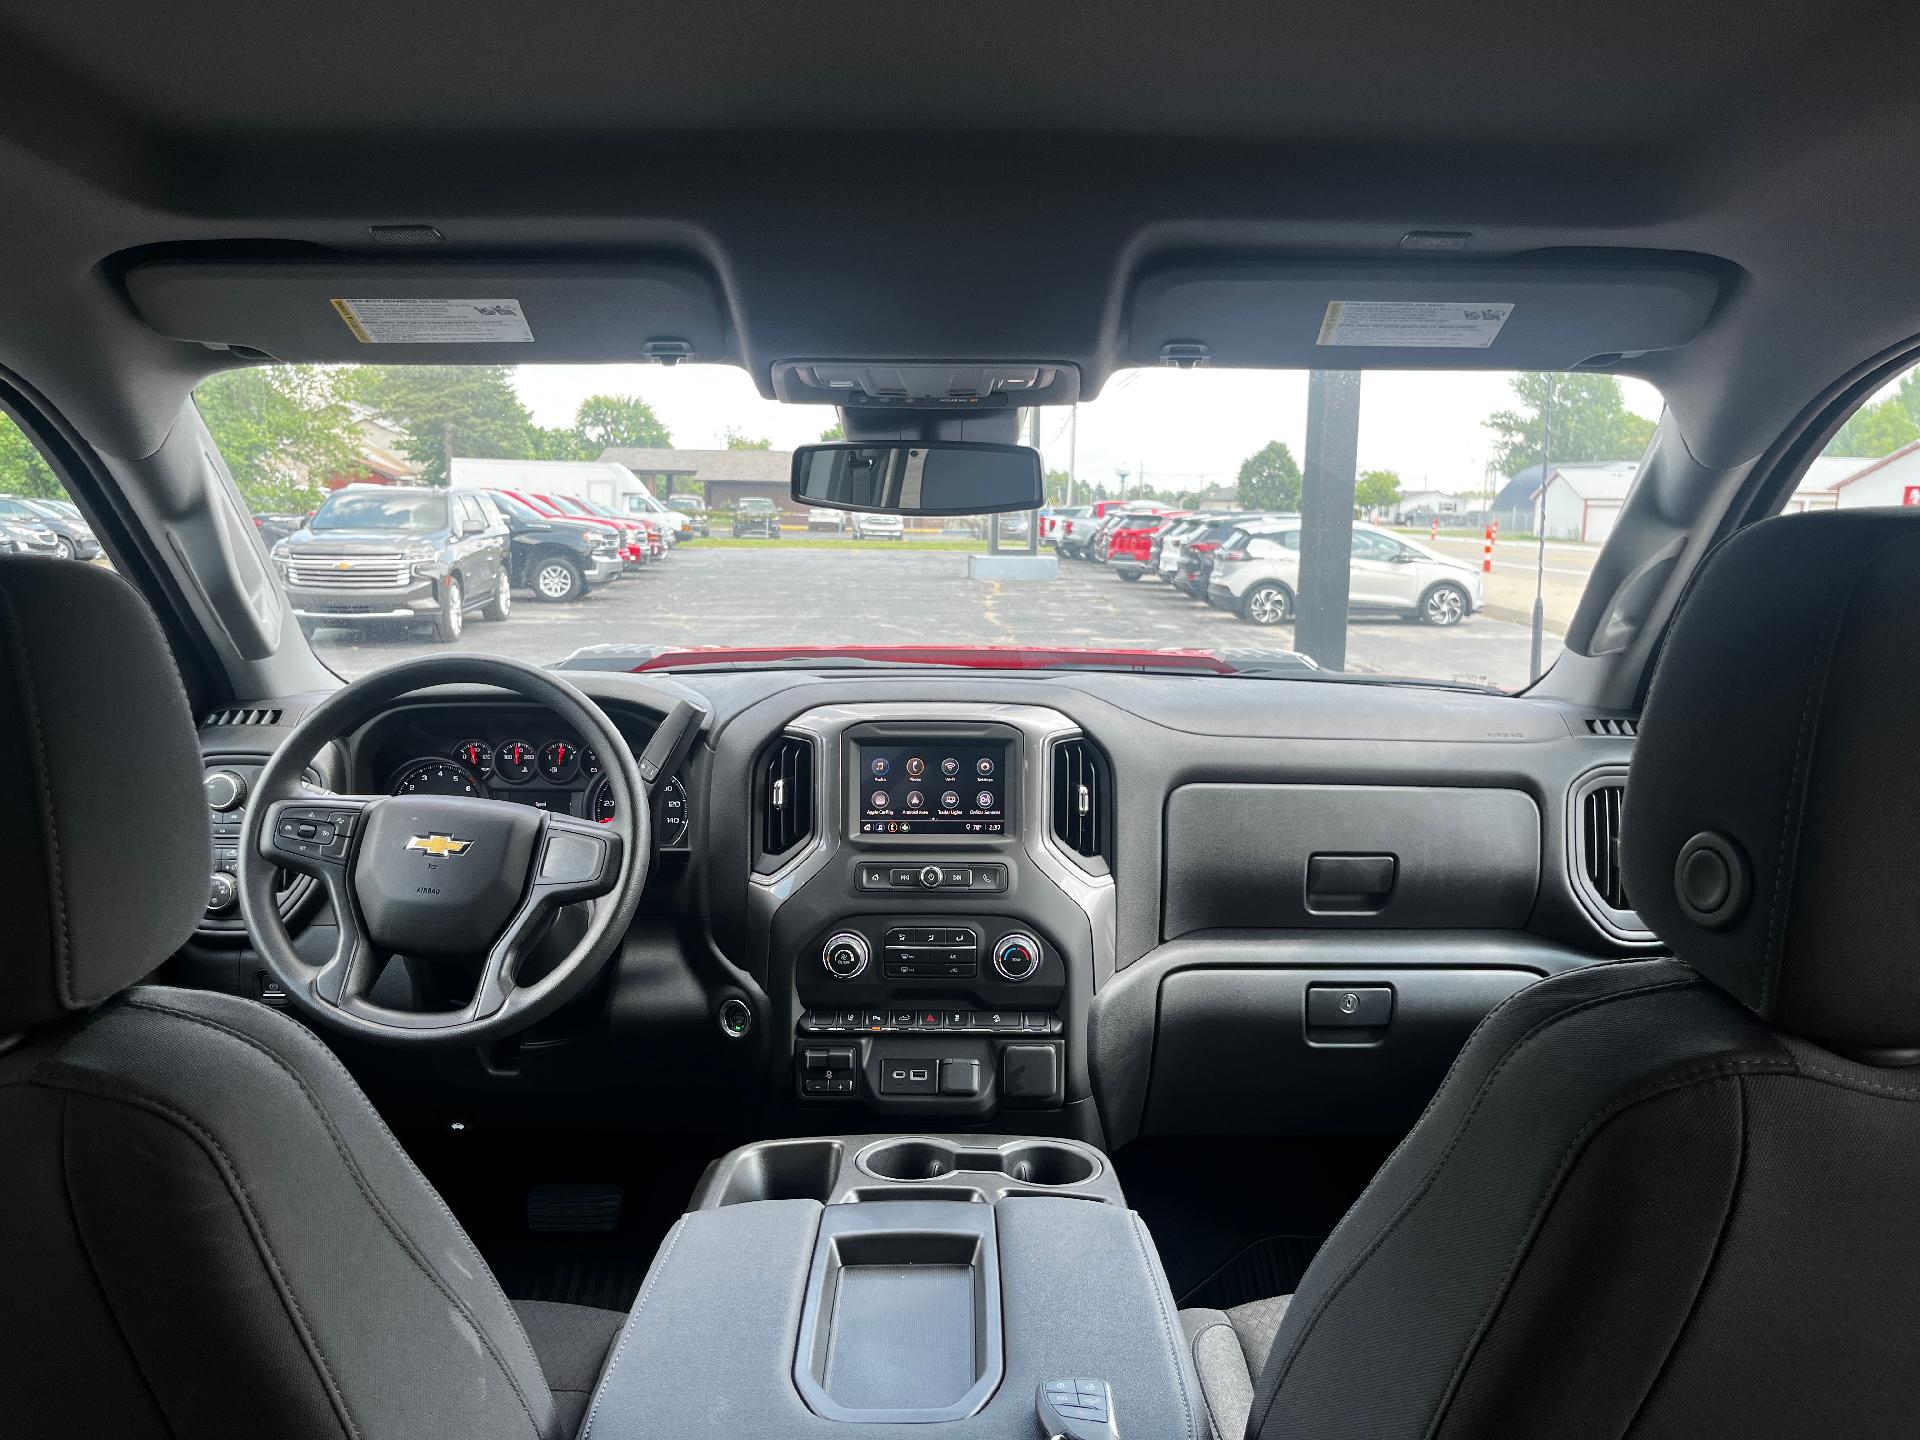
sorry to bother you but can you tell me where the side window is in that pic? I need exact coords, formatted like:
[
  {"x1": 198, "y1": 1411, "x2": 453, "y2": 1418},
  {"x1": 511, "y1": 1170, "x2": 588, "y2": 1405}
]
[
  {"x1": 1351, "y1": 531, "x2": 1397, "y2": 562},
  {"x1": 1808, "y1": 361, "x2": 1920, "y2": 512},
  {"x1": 1278, "y1": 530, "x2": 1303, "y2": 551},
  {"x1": 454, "y1": 494, "x2": 485, "y2": 534},
  {"x1": 475, "y1": 494, "x2": 505, "y2": 530},
  {"x1": 0, "y1": 413, "x2": 100, "y2": 565}
]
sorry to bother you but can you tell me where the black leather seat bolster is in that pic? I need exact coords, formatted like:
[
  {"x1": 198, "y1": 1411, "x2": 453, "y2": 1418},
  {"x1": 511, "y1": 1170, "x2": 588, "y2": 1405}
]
[
  {"x1": 1246, "y1": 957, "x2": 1787, "y2": 1440},
  {"x1": 20, "y1": 985, "x2": 563, "y2": 1440}
]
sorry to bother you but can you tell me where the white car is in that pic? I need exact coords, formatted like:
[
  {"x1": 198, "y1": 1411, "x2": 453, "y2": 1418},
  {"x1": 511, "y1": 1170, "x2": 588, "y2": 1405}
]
[
  {"x1": 1208, "y1": 521, "x2": 1485, "y2": 627},
  {"x1": 850, "y1": 512, "x2": 904, "y2": 540}
]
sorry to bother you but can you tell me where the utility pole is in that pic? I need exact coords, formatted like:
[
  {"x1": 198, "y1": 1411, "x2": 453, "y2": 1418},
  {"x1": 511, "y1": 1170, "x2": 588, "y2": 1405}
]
[
  {"x1": 1066, "y1": 405, "x2": 1077, "y2": 507},
  {"x1": 1528, "y1": 376, "x2": 1554, "y2": 682},
  {"x1": 1294, "y1": 371, "x2": 1363, "y2": 670},
  {"x1": 441, "y1": 420, "x2": 455, "y2": 486}
]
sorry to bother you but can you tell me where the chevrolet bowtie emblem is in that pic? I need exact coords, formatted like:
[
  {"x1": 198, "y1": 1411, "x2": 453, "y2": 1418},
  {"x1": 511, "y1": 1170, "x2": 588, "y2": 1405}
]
[
  {"x1": 334, "y1": 560, "x2": 354, "y2": 570},
  {"x1": 406, "y1": 833, "x2": 473, "y2": 858}
]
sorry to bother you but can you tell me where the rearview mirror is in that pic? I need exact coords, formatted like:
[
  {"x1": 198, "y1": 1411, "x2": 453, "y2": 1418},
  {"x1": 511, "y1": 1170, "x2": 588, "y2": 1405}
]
[{"x1": 791, "y1": 442, "x2": 1043, "y2": 516}]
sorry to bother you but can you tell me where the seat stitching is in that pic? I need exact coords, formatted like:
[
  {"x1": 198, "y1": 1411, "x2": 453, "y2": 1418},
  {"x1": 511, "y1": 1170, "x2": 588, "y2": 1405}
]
[
  {"x1": 162, "y1": 992, "x2": 552, "y2": 1379},
  {"x1": 1422, "y1": 1055, "x2": 1793, "y2": 1438},
  {"x1": 1189, "y1": 1320, "x2": 1239, "y2": 1440},
  {"x1": 1248, "y1": 970, "x2": 1701, "y2": 1439},
  {"x1": 580, "y1": 1214, "x2": 688, "y2": 1440},
  {"x1": 114, "y1": 996, "x2": 547, "y2": 1437},
  {"x1": 1618, "y1": 1071, "x2": 1750, "y2": 1440},
  {"x1": 49, "y1": 1079, "x2": 361, "y2": 1438},
  {"x1": 0, "y1": 590, "x2": 72, "y2": 1003},
  {"x1": 54, "y1": 1089, "x2": 182, "y2": 1438},
  {"x1": 1132, "y1": 1210, "x2": 1202, "y2": 1440}
]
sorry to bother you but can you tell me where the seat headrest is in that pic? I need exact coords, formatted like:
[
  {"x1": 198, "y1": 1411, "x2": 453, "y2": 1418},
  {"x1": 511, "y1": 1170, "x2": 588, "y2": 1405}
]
[
  {"x1": 0, "y1": 556, "x2": 208, "y2": 1035},
  {"x1": 1624, "y1": 508, "x2": 1920, "y2": 1053}
]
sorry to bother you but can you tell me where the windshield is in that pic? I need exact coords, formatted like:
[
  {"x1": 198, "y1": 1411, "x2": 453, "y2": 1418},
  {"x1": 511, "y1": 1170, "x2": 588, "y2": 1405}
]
[
  {"x1": 197, "y1": 364, "x2": 1657, "y2": 689},
  {"x1": 310, "y1": 491, "x2": 447, "y2": 532}
]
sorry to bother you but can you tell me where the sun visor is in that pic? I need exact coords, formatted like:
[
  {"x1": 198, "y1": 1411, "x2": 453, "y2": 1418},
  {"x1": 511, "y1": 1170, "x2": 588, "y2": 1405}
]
[
  {"x1": 122, "y1": 259, "x2": 731, "y2": 364},
  {"x1": 1127, "y1": 260, "x2": 1720, "y2": 372}
]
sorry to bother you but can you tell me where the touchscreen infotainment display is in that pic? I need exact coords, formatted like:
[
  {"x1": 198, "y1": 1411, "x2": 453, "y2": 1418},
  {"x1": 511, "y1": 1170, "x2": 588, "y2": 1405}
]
[{"x1": 857, "y1": 740, "x2": 1009, "y2": 835}]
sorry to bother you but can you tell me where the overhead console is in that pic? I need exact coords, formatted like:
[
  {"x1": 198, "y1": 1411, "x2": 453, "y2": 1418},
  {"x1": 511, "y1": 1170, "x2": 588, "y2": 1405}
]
[{"x1": 749, "y1": 705, "x2": 1113, "y2": 1128}]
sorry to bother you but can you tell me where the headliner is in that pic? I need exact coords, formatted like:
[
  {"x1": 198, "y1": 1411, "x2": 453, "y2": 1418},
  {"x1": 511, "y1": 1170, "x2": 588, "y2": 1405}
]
[{"x1": 0, "y1": 0, "x2": 1914, "y2": 469}]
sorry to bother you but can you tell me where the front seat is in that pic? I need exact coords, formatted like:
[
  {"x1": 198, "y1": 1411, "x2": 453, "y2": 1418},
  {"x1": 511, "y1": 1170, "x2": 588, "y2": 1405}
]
[
  {"x1": 1181, "y1": 508, "x2": 1920, "y2": 1439},
  {"x1": 0, "y1": 556, "x2": 624, "y2": 1438}
]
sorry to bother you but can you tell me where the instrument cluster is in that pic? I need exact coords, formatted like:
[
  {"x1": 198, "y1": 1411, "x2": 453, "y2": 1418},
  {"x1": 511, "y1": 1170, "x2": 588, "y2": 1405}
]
[{"x1": 385, "y1": 729, "x2": 689, "y2": 849}]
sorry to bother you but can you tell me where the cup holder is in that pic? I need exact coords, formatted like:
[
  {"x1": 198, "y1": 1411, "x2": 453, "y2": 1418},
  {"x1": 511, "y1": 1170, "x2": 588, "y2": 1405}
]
[{"x1": 859, "y1": 1138, "x2": 1099, "y2": 1188}]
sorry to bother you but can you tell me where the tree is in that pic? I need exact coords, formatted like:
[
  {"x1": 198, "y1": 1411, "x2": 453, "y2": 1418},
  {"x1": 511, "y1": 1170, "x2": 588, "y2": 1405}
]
[
  {"x1": 527, "y1": 425, "x2": 592, "y2": 462},
  {"x1": 574, "y1": 394, "x2": 672, "y2": 452},
  {"x1": 195, "y1": 365, "x2": 368, "y2": 510},
  {"x1": 0, "y1": 415, "x2": 62, "y2": 499},
  {"x1": 1044, "y1": 469, "x2": 1073, "y2": 506},
  {"x1": 1355, "y1": 469, "x2": 1402, "y2": 514},
  {"x1": 1236, "y1": 440, "x2": 1303, "y2": 511},
  {"x1": 1484, "y1": 373, "x2": 1656, "y2": 476},
  {"x1": 724, "y1": 427, "x2": 772, "y2": 451},
  {"x1": 1826, "y1": 372, "x2": 1920, "y2": 457},
  {"x1": 818, "y1": 422, "x2": 845, "y2": 442},
  {"x1": 349, "y1": 366, "x2": 533, "y2": 485}
]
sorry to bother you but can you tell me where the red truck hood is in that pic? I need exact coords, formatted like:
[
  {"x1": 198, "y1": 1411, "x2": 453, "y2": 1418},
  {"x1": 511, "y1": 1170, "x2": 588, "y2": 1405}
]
[{"x1": 623, "y1": 643, "x2": 1245, "y2": 674}]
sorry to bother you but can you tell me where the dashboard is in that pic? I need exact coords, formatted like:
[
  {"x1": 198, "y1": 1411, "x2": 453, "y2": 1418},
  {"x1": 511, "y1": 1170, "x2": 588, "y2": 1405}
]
[{"x1": 182, "y1": 667, "x2": 1649, "y2": 1153}]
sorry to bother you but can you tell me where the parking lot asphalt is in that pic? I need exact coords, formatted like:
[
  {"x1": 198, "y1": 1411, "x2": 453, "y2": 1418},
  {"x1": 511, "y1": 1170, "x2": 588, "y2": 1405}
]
[{"x1": 309, "y1": 545, "x2": 1557, "y2": 690}]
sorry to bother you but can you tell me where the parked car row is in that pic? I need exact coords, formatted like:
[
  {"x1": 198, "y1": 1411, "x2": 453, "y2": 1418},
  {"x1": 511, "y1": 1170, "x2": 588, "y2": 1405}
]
[
  {"x1": 268, "y1": 481, "x2": 681, "y2": 643},
  {"x1": 0, "y1": 493, "x2": 103, "y2": 560},
  {"x1": 1044, "y1": 502, "x2": 1486, "y2": 627}
]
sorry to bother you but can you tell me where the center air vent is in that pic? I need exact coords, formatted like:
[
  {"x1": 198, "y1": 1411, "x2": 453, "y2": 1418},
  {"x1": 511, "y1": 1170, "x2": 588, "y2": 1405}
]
[
  {"x1": 760, "y1": 735, "x2": 815, "y2": 860},
  {"x1": 204, "y1": 706, "x2": 284, "y2": 728},
  {"x1": 1050, "y1": 736, "x2": 1111, "y2": 870},
  {"x1": 1568, "y1": 768, "x2": 1648, "y2": 939}
]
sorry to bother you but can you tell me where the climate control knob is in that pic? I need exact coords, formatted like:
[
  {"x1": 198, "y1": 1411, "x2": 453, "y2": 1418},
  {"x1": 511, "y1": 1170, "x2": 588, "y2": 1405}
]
[
  {"x1": 203, "y1": 770, "x2": 247, "y2": 812},
  {"x1": 992, "y1": 931, "x2": 1043, "y2": 982},
  {"x1": 821, "y1": 931, "x2": 871, "y2": 981}
]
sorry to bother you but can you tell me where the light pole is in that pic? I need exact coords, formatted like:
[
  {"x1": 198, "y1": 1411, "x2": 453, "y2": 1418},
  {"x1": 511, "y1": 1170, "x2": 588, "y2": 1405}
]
[{"x1": 1528, "y1": 376, "x2": 1554, "y2": 683}]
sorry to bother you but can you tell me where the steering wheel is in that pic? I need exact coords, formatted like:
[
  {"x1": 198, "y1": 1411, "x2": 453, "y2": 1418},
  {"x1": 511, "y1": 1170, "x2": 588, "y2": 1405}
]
[{"x1": 238, "y1": 655, "x2": 650, "y2": 1045}]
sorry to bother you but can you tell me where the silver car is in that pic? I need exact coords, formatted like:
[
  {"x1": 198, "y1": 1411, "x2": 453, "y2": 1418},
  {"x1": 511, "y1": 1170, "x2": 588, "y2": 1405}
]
[{"x1": 1208, "y1": 521, "x2": 1485, "y2": 627}]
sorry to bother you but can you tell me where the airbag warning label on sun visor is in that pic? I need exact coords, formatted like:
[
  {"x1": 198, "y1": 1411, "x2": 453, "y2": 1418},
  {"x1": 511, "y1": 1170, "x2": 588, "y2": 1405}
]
[
  {"x1": 330, "y1": 298, "x2": 534, "y2": 344},
  {"x1": 1316, "y1": 301, "x2": 1513, "y2": 349}
]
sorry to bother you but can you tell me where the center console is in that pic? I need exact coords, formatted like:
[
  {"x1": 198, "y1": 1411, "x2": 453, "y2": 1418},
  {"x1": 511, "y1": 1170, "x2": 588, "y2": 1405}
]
[
  {"x1": 752, "y1": 706, "x2": 1114, "y2": 1127},
  {"x1": 580, "y1": 1136, "x2": 1204, "y2": 1440}
]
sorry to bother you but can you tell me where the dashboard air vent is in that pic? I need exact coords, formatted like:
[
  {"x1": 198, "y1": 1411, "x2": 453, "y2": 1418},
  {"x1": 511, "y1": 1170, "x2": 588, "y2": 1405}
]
[
  {"x1": 1051, "y1": 736, "x2": 1110, "y2": 866},
  {"x1": 1585, "y1": 716, "x2": 1639, "y2": 737},
  {"x1": 1568, "y1": 768, "x2": 1648, "y2": 938},
  {"x1": 761, "y1": 735, "x2": 815, "y2": 858},
  {"x1": 1581, "y1": 780, "x2": 1629, "y2": 909},
  {"x1": 205, "y1": 707, "x2": 284, "y2": 728}
]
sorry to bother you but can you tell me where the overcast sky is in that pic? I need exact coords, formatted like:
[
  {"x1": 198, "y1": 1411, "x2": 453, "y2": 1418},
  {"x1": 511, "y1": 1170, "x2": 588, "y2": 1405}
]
[{"x1": 513, "y1": 364, "x2": 1664, "y2": 496}]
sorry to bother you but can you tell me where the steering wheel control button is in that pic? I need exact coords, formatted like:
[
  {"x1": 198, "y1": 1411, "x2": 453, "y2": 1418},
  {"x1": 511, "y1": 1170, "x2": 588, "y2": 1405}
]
[
  {"x1": 822, "y1": 931, "x2": 871, "y2": 980},
  {"x1": 992, "y1": 932, "x2": 1043, "y2": 981},
  {"x1": 540, "y1": 829, "x2": 608, "y2": 884},
  {"x1": 203, "y1": 770, "x2": 247, "y2": 812},
  {"x1": 1305, "y1": 984, "x2": 1394, "y2": 1028}
]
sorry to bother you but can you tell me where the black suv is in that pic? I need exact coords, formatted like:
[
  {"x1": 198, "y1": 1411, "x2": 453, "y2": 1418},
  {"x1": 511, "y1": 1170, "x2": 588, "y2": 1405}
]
[
  {"x1": 272, "y1": 486, "x2": 512, "y2": 642},
  {"x1": 475, "y1": 488, "x2": 624, "y2": 601},
  {"x1": 732, "y1": 496, "x2": 782, "y2": 539}
]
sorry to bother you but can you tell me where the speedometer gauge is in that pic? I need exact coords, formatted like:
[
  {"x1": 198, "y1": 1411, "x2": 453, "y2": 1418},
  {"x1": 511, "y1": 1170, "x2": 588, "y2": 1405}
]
[
  {"x1": 588, "y1": 774, "x2": 689, "y2": 848},
  {"x1": 391, "y1": 758, "x2": 481, "y2": 797}
]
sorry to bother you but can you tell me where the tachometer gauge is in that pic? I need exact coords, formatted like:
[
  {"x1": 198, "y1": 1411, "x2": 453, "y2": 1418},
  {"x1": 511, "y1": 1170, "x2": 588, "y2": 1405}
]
[
  {"x1": 494, "y1": 739, "x2": 537, "y2": 784},
  {"x1": 587, "y1": 774, "x2": 690, "y2": 848},
  {"x1": 538, "y1": 739, "x2": 581, "y2": 783},
  {"x1": 452, "y1": 739, "x2": 493, "y2": 779},
  {"x1": 391, "y1": 758, "x2": 481, "y2": 797}
]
